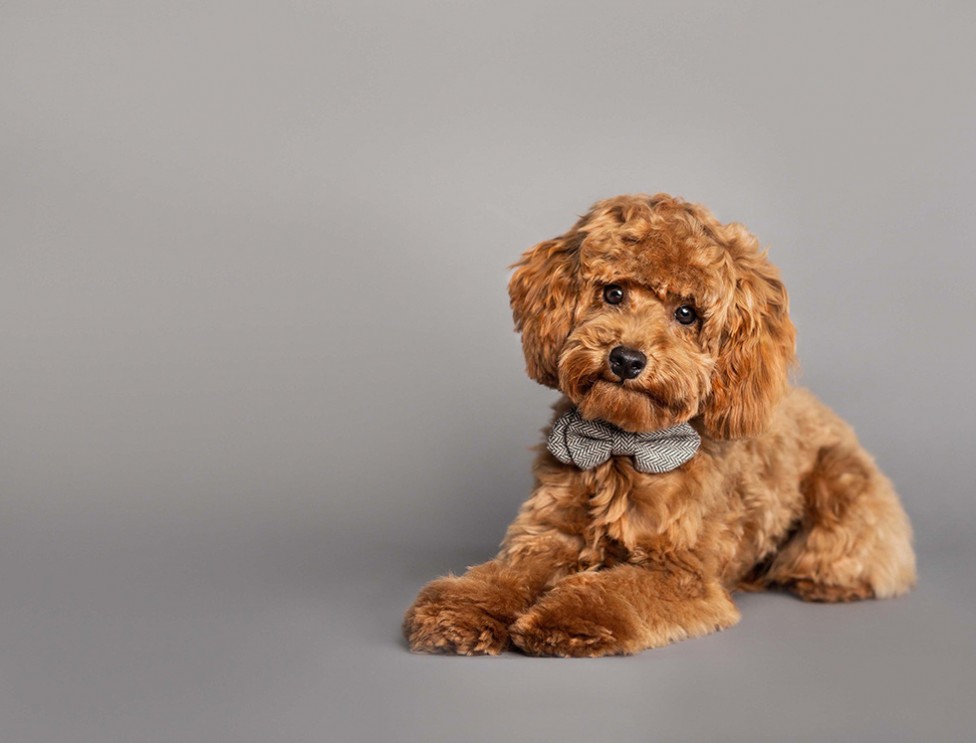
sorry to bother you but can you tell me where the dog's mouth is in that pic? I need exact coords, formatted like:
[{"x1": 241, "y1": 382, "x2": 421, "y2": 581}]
[
  {"x1": 556, "y1": 337, "x2": 704, "y2": 432},
  {"x1": 568, "y1": 375, "x2": 690, "y2": 433},
  {"x1": 594, "y1": 379, "x2": 686, "y2": 417},
  {"x1": 596, "y1": 374, "x2": 680, "y2": 412}
]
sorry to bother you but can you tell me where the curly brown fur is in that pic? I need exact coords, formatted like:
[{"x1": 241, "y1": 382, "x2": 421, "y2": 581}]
[{"x1": 404, "y1": 193, "x2": 916, "y2": 657}]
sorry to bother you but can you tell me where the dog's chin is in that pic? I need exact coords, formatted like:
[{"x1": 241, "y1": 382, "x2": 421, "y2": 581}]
[{"x1": 574, "y1": 380, "x2": 684, "y2": 433}]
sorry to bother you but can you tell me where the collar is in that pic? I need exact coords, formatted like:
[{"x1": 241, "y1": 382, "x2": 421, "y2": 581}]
[{"x1": 546, "y1": 407, "x2": 700, "y2": 473}]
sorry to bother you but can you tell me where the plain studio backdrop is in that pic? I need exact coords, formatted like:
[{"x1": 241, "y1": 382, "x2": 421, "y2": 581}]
[{"x1": 2, "y1": 1, "x2": 974, "y2": 742}]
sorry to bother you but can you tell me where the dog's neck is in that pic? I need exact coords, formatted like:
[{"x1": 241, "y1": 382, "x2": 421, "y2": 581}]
[{"x1": 547, "y1": 407, "x2": 700, "y2": 474}]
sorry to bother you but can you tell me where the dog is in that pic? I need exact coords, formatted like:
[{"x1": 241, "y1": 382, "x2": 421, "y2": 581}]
[{"x1": 403, "y1": 193, "x2": 916, "y2": 657}]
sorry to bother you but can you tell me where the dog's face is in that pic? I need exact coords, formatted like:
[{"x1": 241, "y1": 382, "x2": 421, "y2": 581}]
[{"x1": 509, "y1": 194, "x2": 796, "y2": 438}]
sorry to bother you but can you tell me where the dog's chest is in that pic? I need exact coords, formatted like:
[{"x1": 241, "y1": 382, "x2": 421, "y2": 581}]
[{"x1": 575, "y1": 458, "x2": 704, "y2": 570}]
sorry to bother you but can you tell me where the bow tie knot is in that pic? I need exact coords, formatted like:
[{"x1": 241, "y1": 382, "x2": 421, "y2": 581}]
[{"x1": 547, "y1": 408, "x2": 700, "y2": 474}]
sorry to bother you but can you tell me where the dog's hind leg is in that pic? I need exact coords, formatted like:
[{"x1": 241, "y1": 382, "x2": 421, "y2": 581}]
[{"x1": 760, "y1": 441, "x2": 916, "y2": 602}]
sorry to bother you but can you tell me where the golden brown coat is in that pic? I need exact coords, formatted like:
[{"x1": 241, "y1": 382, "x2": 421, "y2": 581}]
[{"x1": 404, "y1": 194, "x2": 915, "y2": 657}]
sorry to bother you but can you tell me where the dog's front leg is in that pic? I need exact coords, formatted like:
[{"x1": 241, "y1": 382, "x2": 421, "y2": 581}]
[
  {"x1": 403, "y1": 537, "x2": 579, "y2": 655},
  {"x1": 510, "y1": 560, "x2": 740, "y2": 657}
]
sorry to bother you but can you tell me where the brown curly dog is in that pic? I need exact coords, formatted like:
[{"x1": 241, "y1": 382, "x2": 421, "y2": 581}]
[{"x1": 403, "y1": 193, "x2": 916, "y2": 657}]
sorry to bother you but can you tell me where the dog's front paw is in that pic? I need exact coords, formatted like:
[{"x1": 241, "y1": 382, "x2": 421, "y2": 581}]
[
  {"x1": 509, "y1": 575, "x2": 643, "y2": 657},
  {"x1": 402, "y1": 577, "x2": 510, "y2": 655}
]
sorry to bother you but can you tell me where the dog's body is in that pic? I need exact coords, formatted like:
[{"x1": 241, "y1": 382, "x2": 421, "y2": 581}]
[{"x1": 404, "y1": 194, "x2": 915, "y2": 657}]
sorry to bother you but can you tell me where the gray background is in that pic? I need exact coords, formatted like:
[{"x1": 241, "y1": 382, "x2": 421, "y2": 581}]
[{"x1": 2, "y1": 1, "x2": 975, "y2": 741}]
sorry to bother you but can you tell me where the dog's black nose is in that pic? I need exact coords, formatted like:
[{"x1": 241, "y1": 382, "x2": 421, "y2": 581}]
[{"x1": 609, "y1": 345, "x2": 646, "y2": 380}]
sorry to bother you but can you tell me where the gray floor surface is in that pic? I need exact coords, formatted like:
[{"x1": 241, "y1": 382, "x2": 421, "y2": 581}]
[{"x1": 2, "y1": 511, "x2": 973, "y2": 743}]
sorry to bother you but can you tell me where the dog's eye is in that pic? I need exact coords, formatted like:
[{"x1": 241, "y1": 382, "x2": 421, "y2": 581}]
[
  {"x1": 603, "y1": 284, "x2": 625, "y2": 305},
  {"x1": 674, "y1": 305, "x2": 698, "y2": 325}
]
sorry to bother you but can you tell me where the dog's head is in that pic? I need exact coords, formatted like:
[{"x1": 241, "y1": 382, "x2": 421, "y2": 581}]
[{"x1": 509, "y1": 194, "x2": 796, "y2": 439}]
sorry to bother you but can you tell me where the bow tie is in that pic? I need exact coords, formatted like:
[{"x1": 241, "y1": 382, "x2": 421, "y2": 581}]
[{"x1": 546, "y1": 408, "x2": 700, "y2": 474}]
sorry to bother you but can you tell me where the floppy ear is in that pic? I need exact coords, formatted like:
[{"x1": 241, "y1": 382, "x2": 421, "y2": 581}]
[
  {"x1": 508, "y1": 230, "x2": 583, "y2": 388},
  {"x1": 702, "y1": 225, "x2": 796, "y2": 439}
]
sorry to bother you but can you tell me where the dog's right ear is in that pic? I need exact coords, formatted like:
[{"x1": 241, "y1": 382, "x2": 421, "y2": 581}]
[
  {"x1": 508, "y1": 230, "x2": 583, "y2": 388},
  {"x1": 701, "y1": 224, "x2": 796, "y2": 439}
]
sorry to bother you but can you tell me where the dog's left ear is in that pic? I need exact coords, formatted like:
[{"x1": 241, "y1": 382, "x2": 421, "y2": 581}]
[
  {"x1": 702, "y1": 224, "x2": 796, "y2": 439},
  {"x1": 508, "y1": 229, "x2": 583, "y2": 388},
  {"x1": 509, "y1": 199, "x2": 631, "y2": 388}
]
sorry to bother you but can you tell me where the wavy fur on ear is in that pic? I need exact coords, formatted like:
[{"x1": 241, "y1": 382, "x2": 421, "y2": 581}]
[
  {"x1": 508, "y1": 230, "x2": 583, "y2": 388},
  {"x1": 703, "y1": 224, "x2": 796, "y2": 439},
  {"x1": 509, "y1": 201, "x2": 633, "y2": 387}
]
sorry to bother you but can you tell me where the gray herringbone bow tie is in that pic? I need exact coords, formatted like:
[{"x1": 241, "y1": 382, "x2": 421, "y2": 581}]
[{"x1": 547, "y1": 408, "x2": 700, "y2": 473}]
